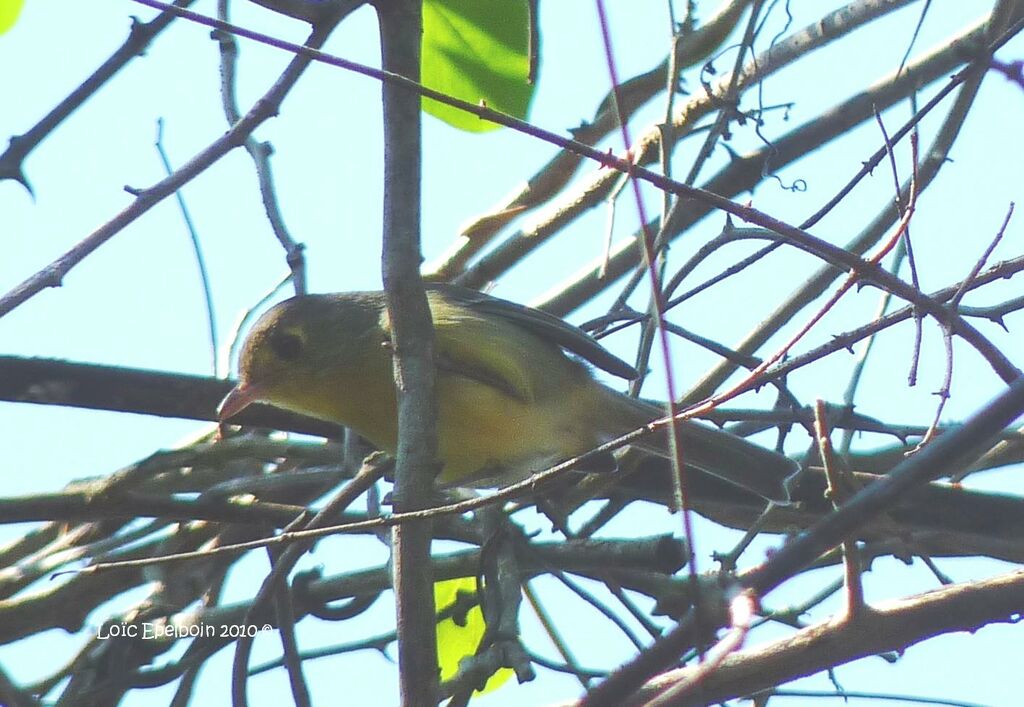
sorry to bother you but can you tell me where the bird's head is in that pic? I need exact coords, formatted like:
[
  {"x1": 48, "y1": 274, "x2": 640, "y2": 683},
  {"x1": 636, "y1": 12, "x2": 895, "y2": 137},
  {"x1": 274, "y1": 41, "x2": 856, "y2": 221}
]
[{"x1": 217, "y1": 294, "x2": 388, "y2": 422}]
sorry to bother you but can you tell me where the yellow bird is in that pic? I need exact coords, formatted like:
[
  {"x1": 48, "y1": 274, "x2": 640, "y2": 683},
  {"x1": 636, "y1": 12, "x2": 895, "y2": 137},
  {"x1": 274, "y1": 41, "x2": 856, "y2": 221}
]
[{"x1": 218, "y1": 285, "x2": 795, "y2": 502}]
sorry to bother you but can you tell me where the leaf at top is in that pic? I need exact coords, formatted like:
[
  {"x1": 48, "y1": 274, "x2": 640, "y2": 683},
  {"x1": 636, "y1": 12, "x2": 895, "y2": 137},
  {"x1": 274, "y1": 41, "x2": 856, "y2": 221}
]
[
  {"x1": 435, "y1": 576, "x2": 514, "y2": 694},
  {"x1": 0, "y1": 0, "x2": 25, "y2": 35},
  {"x1": 422, "y1": 0, "x2": 535, "y2": 132}
]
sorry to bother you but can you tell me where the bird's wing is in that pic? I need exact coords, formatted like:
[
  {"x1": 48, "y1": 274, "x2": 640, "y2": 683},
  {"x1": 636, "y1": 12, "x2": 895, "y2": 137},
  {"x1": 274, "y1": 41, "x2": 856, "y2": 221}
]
[
  {"x1": 425, "y1": 289, "x2": 554, "y2": 402},
  {"x1": 428, "y1": 284, "x2": 638, "y2": 380}
]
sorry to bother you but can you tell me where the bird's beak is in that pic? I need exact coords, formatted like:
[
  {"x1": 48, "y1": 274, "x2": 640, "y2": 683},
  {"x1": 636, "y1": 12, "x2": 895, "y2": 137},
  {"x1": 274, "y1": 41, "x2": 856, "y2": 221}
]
[{"x1": 217, "y1": 381, "x2": 263, "y2": 421}]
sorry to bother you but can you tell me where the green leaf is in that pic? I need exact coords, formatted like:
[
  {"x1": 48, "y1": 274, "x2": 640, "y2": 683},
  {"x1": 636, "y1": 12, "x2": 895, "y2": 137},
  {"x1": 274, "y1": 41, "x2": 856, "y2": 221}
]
[
  {"x1": 421, "y1": 0, "x2": 535, "y2": 132},
  {"x1": 435, "y1": 576, "x2": 514, "y2": 694},
  {"x1": 0, "y1": 0, "x2": 25, "y2": 35}
]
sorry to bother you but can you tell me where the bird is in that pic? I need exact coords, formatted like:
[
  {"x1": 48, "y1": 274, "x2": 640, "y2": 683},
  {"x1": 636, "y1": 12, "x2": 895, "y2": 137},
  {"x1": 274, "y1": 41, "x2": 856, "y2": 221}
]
[{"x1": 217, "y1": 284, "x2": 796, "y2": 502}]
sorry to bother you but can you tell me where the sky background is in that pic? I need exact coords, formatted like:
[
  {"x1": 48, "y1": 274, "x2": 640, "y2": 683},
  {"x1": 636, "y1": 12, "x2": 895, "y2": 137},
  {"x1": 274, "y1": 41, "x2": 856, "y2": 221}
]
[{"x1": 1, "y1": 1, "x2": 1023, "y2": 705}]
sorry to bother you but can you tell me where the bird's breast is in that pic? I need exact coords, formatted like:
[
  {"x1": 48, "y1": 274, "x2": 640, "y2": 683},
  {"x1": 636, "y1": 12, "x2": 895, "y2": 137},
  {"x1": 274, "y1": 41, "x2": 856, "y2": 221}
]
[{"x1": 433, "y1": 375, "x2": 599, "y2": 485}]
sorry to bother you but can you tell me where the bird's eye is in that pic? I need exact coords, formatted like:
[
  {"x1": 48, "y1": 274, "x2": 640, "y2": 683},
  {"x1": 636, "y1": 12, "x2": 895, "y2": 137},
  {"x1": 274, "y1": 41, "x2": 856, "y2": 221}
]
[{"x1": 270, "y1": 331, "x2": 304, "y2": 361}]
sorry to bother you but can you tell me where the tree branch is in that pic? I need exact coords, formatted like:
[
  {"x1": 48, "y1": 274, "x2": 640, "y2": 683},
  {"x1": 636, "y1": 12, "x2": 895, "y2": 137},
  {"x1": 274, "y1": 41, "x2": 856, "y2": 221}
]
[{"x1": 375, "y1": 0, "x2": 440, "y2": 704}]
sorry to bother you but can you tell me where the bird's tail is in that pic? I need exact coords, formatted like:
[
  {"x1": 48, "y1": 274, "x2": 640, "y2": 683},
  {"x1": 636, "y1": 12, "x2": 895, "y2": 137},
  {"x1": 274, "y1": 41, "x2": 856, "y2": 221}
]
[{"x1": 598, "y1": 389, "x2": 797, "y2": 504}]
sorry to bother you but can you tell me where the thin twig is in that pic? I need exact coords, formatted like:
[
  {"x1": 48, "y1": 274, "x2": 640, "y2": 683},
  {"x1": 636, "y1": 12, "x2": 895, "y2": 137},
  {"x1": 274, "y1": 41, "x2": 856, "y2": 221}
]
[
  {"x1": 814, "y1": 400, "x2": 866, "y2": 619},
  {"x1": 154, "y1": 118, "x2": 220, "y2": 377}
]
